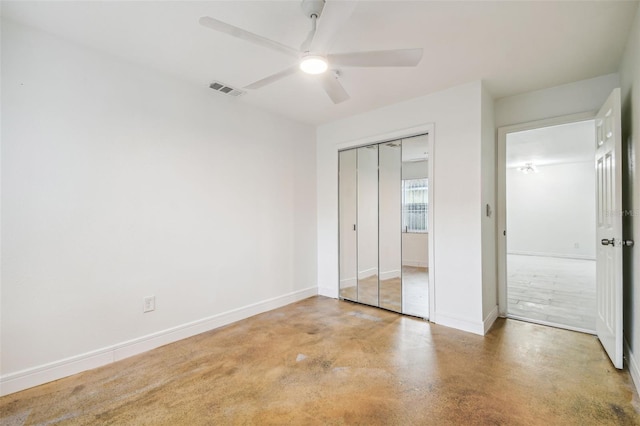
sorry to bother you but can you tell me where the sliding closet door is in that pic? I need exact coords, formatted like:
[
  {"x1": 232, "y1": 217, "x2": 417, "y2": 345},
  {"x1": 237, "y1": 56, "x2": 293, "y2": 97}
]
[
  {"x1": 357, "y1": 145, "x2": 379, "y2": 306},
  {"x1": 339, "y1": 149, "x2": 358, "y2": 301},
  {"x1": 379, "y1": 142, "x2": 402, "y2": 312},
  {"x1": 401, "y1": 135, "x2": 429, "y2": 317}
]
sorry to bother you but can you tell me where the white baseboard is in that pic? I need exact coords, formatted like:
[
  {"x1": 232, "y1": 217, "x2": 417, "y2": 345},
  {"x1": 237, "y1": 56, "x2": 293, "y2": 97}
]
[
  {"x1": 358, "y1": 268, "x2": 378, "y2": 279},
  {"x1": 624, "y1": 337, "x2": 640, "y2": 396},
  {"x1": 402, "y1": 260, "x2": 428, "y2": 268},
  {"x1": 339, "y1": 278, "x2": 356, "y2": 288},
  {"x1": 507, "y1": 314, "x2": 595, "y2": 335},
  {"x1": 380, "y1": 269, "x2": 401, "y2": 280},
  {"x1": 435, "y1": 312, "x2": 484, "y2": 336},
  {"x1": 318, "y1": 285, "x2": 338, "y2": 299},
  {"x1": 483, "y1": 306, "x2": 499, "y2": 334},
  {"x1": 0, "y1": 286, "x2": 317, "y2": 397}
]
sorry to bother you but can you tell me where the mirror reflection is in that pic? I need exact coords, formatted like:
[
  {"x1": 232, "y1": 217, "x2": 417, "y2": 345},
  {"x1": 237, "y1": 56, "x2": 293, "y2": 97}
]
[
  {"x1": 401, "y1": 135, "x2": 429, "y2": 317},
  {"x1": 357, "y1": 145, "x2": 379, "y2": 306},
  {"x1": 338, "y1": 149, "x2": 357, "y2": 301},
  {"x1": 378, "y1": 142, "x2": 402, "y2": 312},
  {"x1": 338, "y1": 133, "x2": 429, "y2": 319}
]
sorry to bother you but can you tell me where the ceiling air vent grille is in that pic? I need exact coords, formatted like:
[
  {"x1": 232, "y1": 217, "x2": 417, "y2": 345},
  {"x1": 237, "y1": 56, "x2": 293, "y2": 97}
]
[{"x1": 209, "y1": 81, "x2": 245, "y2": 97}]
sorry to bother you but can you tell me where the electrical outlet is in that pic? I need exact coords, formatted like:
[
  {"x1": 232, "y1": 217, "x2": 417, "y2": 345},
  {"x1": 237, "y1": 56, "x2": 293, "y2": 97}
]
[{"x1": 143, "y1": 296, "x2": 155, "y2": 313}]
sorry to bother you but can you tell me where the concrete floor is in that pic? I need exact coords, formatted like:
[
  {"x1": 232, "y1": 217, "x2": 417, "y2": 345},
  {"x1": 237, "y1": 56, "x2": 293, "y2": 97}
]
[{"x1": 1, "y1": 296, "x2": 639, "y2": 425}]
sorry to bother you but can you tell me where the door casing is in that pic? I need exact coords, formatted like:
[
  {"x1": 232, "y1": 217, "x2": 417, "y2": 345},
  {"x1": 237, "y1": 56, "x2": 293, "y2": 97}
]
[
  {"x1": 496, "y1": 111, "x2": 596, "y2": 319},
  {"x1": 335, "y1": 123, "x2": 436, "y2": 320}
]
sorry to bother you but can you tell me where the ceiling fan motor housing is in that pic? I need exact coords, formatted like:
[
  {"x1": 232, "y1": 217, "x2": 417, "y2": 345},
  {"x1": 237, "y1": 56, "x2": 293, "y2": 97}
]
[{"x1": 301, "y1": 0, "x2": 325, "y2": 19}]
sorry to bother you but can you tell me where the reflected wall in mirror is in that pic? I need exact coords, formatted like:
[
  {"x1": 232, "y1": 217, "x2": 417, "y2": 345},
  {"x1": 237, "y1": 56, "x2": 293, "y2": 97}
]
[
  {"x1": 378, "y1": 142, "x2": 402, "y2": 312},
  {"x1": 357, "y1": 145, "x2": 379, "y2": 306},
  {"x1": 339, "y1": 149, "x2": 357, "y2": 301},
  {"x1": 401, "y1": 135, "x2": 429, "y2": 317}
]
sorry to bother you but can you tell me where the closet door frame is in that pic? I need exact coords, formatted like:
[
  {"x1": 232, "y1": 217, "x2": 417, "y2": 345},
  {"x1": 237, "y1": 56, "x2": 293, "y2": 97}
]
[{"x1": 336, "y1": 123, "x2": 435, "y2": 321}]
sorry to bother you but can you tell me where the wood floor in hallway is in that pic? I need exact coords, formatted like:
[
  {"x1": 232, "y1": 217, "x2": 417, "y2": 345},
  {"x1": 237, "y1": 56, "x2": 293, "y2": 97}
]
[{"x1": 1, "y1": 296, "x2": 639, "y2": 425}]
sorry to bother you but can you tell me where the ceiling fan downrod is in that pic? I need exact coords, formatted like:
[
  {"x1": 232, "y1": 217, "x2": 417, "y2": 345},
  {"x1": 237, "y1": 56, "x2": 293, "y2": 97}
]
[
  {"x1": 300, "y1": 0, "x2": 325, "y2": 52},
  {"x1": 301, "y1": 0, "x2": 325, "y2": 20}
]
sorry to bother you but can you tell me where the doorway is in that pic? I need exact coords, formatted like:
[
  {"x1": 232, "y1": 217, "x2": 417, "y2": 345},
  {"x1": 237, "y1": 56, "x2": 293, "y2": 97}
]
[{"x1": 501, "y1": 118, "x2": 597, "y2": 333}]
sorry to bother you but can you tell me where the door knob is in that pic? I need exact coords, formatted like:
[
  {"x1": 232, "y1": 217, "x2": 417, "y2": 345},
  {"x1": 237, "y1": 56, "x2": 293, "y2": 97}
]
[
  {"x1": 601, "y1": 238, "x2": 615, "y2": 246},
  {"x1": 623, "y1": 240, "x2": 634, "y2": 247}
]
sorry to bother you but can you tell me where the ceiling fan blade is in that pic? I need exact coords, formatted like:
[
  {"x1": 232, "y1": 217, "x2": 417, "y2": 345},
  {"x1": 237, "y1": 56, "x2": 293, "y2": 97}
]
[
  {"x1": 199, "y1": 16, "x2": 299, "y2": 58},
  {"x1": 328, "y1": 48, "x2": 423, "y2": 68},
  {"x1": 320, "y1": 72, "x2": 350, "y2": 104},
  {"x1": 244, "y1": 65, "x2": 299, "y2": 90},
  {"x1": 310, "y1": 1, "x2": 359, "y2": 53}
]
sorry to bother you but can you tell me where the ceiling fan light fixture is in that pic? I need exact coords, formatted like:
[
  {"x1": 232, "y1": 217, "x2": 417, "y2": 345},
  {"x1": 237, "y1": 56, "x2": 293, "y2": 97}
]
[
  {"x1": 518, "y1": 162, "x2": 538, "y2": 174},
  {"x1": 300, "y1": 55, "x2": 328, "y2": 74}
]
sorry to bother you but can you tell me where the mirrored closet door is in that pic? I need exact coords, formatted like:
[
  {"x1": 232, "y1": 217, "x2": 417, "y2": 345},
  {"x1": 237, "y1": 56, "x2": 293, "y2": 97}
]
[
  {"x1": 401, "y1": 135, "x2": 429, "y2": 318},
  {"x1": 339, "y1": 134, "x2": 429, "y2": 318}
]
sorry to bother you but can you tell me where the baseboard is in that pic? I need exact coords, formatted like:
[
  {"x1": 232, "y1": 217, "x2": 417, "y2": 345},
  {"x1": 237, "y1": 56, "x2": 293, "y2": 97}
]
[
  {"x1": 507, "y1": 251, "x2": 595, "y2": 261},
  {"x1": 483, "y1": 305, "x2": 499, "y2": 334},
  {"x1": 339, "y1": 278, "x2": 356, "y2": 288},
  {"x1": 318, "y1": 285, "x2": 338, "y2": 299},
  {"x1": 402, "y1": 260, "x2": 428, "y2": 268},
  {"x1": 358, "y1": 268, "x2": 378, "y2": 279},
  {"x1": 435, "y1": 312, "x2": 484, "y2": 336},
  {"x1": 624, "y1": 338, "x2": 640, "y2": 396},
  {"x1": 507, "y1": 314, "x2": 595, "y2": 335},
  {"x1": 380, "y1": 269, "x2": 401, "y2": 280},
  {"x1": 0, "y1": 286, "x2": 317, "y2": 396}
]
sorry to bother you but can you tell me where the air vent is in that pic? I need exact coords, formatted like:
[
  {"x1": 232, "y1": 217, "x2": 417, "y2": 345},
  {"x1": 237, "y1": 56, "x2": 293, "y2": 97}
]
[{"x1": 209, "y1": 81, "x2": 245, "y2": 97}]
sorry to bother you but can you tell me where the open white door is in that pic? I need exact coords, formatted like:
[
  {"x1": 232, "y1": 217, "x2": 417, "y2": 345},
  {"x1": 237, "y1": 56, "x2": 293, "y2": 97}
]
[{"x1": 595, "y1": 88, "x2": 623, "y2": 369}]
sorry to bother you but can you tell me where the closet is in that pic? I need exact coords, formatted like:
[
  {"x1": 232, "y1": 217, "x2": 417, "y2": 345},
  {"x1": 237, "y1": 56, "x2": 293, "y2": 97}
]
[{"x1": 338, "y1": 134, "x2": 429, "y2": 317}]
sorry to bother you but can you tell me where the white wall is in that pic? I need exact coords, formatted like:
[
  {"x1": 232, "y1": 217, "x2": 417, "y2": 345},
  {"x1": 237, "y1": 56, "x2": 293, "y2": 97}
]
[
  {"x1": 620, "y1": 4, "x2": 640, "y2": 396},
  {"x1": 402, "y1": 233, "x2": 428, "y2": 267},
  {"x1": 495, "y1": 73, "x2": 620, "y2": 128},
  {"x1": 506, "y1": 162, "x2": 596, "y2": 259},
  {"x1": 0, "y1": 20, "x2": 317, "y2": 394},
  {"x1": 317, "y1": 81, "x2": 488, "y2": 334}
]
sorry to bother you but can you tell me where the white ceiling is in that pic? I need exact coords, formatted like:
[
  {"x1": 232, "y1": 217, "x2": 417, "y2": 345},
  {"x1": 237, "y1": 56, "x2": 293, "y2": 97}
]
[
  {"x1": 2, "y1": 1, "x2": 638, "y2": 126},
  {"x1": 506, "y1": 120, "x2": 595, "y2": 168}
]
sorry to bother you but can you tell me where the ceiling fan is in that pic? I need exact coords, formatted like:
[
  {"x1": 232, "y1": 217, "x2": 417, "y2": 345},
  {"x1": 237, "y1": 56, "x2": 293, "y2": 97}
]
[{"x1": 199, "y1": 0, "x2": 423, "y2": 104}]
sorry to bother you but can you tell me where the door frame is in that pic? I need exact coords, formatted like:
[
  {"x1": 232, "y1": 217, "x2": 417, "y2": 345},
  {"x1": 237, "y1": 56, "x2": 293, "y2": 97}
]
[
  {"x1": 497, "y1": 111, "x2": 596, "y2": 319},
  {"x1": 335, "y1": 122, "x2": 436, "y2": 320}
]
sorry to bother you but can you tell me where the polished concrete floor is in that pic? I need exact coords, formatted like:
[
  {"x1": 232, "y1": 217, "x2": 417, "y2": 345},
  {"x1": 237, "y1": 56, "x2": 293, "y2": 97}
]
[
  {"x1": 2, "y1": 296, "x2": 639, "y2": 425},
  {"x1": 507, "y1": 254, "x2": 596, "y2": 332}
]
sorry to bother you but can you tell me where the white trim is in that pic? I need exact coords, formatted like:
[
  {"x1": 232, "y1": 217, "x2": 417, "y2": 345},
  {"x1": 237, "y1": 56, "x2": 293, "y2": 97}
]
[
  {"x1": 624, "y1": 338, "x2": 640, "y2": 396},
  {"x1": 357, "y1": 268, "x2": 378, "y2": 279},
  {"x1": 507, "y1": 314, "x2": 596, "y2": 335},
  {"x1": 483, "y1": 305, "x2": 499, "y2": 334},
  {"x1": 507, "y1": 251, "x2": 596, "y2": 261},
  {"x1": 318, "y1": 286, "x2": 338, "y2": 298},
  {"x1": 428, "y1": 127, "x2": 436, "y2": 322},
  {"x1": 0, "y1": 287, "x2": 317, "y2": 396},
  {"x1": 497, "y1": 111, "x2": 597, "y2": 316},
  {"x1": 334, "y1": 122, "x2": 436, "y2": 322},
  {"x1": 435, "y1": 312, "x2": 485, "y2": 335},
  {"x1": 402, "y1": 260, "x2": 428, "y2": 268},
  {"x1": 379, "y1": 269, "x2": 402, "y2": 280}
]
